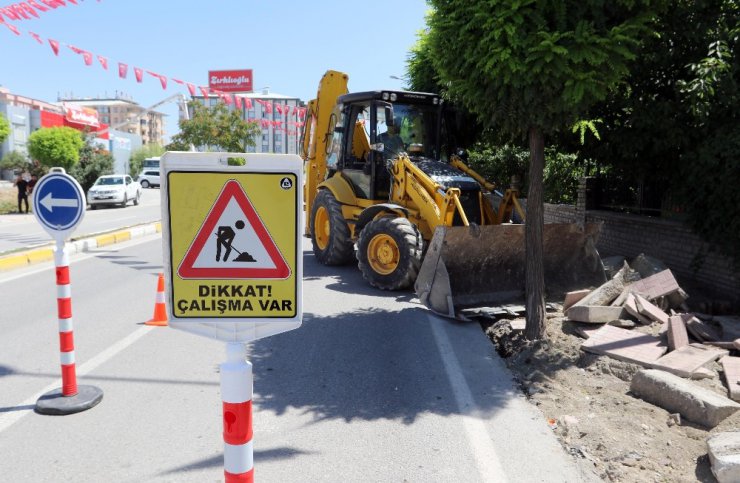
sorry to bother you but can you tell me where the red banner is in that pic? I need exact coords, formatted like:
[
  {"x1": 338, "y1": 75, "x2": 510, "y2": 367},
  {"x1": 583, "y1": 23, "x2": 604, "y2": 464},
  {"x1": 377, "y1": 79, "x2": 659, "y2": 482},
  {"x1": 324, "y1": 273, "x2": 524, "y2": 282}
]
[{"x1": 64, "y1": 104, "x2": 100, "y2": 128}]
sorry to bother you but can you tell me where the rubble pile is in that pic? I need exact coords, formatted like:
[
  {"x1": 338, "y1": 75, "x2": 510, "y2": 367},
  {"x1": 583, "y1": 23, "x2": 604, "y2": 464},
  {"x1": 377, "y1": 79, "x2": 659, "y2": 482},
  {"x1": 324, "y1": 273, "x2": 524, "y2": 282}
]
[{"x1": 564, "y1": 254, "x2": 740, "y2": 481}]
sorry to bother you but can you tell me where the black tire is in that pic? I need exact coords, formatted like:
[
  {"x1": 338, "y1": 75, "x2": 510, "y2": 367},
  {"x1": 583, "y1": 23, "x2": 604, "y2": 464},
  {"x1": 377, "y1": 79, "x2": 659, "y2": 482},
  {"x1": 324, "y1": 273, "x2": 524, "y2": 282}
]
[
  {"x1": 141, "y1": 180, "x2": 150, "y2": 189},
  {"x1": 133, "y1": 190, "x2": 140, "y2": 206},
  {"x1": 120, "y1": 194, "x2": 128, "y2": 207},
  {"x1": 357, "y1": 217, "x2": 423, "y2": 290},
  {"x1": 310, "y1": 190, "x2": 354, "y2": 265}
]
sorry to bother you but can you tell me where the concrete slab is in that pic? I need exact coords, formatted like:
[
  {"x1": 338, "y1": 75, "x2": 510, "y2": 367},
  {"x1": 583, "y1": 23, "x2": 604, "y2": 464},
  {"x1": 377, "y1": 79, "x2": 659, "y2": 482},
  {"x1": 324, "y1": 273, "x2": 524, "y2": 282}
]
[
  {"x1": 572, "y1": 262, "x2": 635, "y2": 308},
  {"x1": 634, "y1": 294, "x2": 669, "y2": 324},
  {"x1": 622, "y1": 293, "x2": 652, "y2": 325},
  {"x1": 628, "y1": 269, "x2": 681, "y2": 301},
  {"x1": 581, "y1": 324, "x2": 667, "y2": 365},
  {"x1": 667, "y1": 315, "x2": 690, "y2": 351},
  {"x1": 684, "y1": 314, "x2": 722, "y2": 342},
  {"x1": 707, "y1": 431, "x2": 740, "y2": 482},
  {"x1": 630, "y1": 369, "x2": 740, "y2": 428},
  {"x1": 563, "y1": 289, "x2": 591, "y2": 311},
  {"x1": 566, "y1": 305, "x2": 626, "y2": 323},
  {"x1": 650, "y1": 344, "x2": 728, "y2": 378},
  {"x1": 721, "y1": 356, "x2": 740, "y2": 402}
]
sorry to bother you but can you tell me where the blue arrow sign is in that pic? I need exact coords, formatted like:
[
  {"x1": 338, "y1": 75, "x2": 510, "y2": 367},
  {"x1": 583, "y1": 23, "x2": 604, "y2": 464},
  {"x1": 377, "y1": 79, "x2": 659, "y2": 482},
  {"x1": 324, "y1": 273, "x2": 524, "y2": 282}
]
[{"x1": 32, "y1": 170, "x2": 85, "y2": 241}]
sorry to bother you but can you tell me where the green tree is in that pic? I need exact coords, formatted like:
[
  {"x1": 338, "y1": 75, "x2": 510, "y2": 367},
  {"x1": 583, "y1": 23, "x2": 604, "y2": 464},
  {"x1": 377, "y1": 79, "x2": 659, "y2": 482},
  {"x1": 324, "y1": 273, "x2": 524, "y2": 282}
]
[
  {"x1": 0, "y1": 150, "x2": 29, "y2": 172},
  {"x1": 130, "y1": 143, "x2": 165, "y2": 176},
  {"x1": 166, "y1": 101, "x2": 261, "y2": 152},
  {"x1": 0, "y1": 114, "x2": 9, "y2": 144},
  {"x1": 68, "y1": 137, "x2": 115, "y2": 192},
  {"x1": 425, "y1": 0, "x2": 660, "y2": 339},
  {"x1": 27, "y1": 127, "x2": 85, "y2": 171}
]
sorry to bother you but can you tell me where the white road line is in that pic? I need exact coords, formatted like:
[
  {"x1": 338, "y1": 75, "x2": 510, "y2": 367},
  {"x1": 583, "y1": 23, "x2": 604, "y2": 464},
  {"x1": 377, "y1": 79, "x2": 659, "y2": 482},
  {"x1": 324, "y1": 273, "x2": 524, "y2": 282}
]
[
  {"x1": 0, "y1": 325, "x2": 153, "y2": 434},
  {"x1": 428, "y1": 314, "x2": 509, "y2": 483}
]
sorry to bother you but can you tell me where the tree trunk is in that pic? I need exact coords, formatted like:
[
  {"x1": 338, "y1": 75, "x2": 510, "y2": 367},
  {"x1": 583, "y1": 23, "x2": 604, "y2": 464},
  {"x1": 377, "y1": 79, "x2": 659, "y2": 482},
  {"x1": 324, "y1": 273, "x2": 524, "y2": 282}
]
[{"x1": 525, "y1": 126, "x2": 546, "y2": 340}]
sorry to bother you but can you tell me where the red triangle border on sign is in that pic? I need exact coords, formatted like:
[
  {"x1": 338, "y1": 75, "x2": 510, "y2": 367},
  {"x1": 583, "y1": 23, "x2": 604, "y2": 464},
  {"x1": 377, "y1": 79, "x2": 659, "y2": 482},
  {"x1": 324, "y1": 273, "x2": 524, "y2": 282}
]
[{"x1": 177, "y1": 179, "x2": 290, "y2": 279}]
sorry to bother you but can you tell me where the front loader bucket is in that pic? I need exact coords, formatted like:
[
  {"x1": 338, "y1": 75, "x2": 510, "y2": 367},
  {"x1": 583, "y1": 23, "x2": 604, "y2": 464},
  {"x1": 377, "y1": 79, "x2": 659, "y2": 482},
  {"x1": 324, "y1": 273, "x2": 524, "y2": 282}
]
[{"x1": 415, "y1": 223, "x2": 606, "y2": 318}]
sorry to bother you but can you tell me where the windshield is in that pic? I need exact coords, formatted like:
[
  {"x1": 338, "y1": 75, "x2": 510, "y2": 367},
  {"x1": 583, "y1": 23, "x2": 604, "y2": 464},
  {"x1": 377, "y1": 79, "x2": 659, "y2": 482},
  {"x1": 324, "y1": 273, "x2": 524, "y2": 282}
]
[
  {"x1": 376, "y1": 102, "x2": 440, "y2": 159},
  {"x1": 96, "y1": 177, "x2": 123, "y2": 186}
]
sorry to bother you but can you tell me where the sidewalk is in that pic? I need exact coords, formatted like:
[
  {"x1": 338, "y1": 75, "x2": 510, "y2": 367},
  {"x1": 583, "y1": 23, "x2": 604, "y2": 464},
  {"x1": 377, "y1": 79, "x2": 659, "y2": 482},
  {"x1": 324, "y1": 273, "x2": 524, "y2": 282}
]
[{"x1": 0, "y1": 221, "x2": 161, "y2": 272}]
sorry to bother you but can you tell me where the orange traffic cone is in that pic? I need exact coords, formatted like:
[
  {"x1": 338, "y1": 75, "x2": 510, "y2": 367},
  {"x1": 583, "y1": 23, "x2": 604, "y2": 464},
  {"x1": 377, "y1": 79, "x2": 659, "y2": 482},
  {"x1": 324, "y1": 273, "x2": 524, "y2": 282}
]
[{"x1": 145, "y1": 273, "x2": 168, "y2": 326}]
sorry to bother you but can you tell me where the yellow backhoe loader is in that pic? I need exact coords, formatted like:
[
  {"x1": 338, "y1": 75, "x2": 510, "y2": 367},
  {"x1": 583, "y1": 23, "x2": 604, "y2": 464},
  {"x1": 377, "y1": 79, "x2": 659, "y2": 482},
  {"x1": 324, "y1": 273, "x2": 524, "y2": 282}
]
[{"x1": 302, "y1": 70, "x2": 605, "y2": 318}]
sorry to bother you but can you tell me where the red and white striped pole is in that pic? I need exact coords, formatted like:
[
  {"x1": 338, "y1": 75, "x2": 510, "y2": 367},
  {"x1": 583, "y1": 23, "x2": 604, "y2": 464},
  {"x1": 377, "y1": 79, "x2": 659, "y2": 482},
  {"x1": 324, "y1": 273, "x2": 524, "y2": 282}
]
[
  {"x1": 221, "y1": 342, "x2": 254, "y2": 483},
  {"x1": 55, "y1": 241, "x2": 78, "y2": 396}
]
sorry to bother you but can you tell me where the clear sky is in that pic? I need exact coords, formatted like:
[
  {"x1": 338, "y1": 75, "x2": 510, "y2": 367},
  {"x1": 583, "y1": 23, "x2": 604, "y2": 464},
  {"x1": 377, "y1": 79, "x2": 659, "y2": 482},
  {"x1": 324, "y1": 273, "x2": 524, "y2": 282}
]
[{"x1": 0, "y1": 0, "x2": 430, "y2": 141}]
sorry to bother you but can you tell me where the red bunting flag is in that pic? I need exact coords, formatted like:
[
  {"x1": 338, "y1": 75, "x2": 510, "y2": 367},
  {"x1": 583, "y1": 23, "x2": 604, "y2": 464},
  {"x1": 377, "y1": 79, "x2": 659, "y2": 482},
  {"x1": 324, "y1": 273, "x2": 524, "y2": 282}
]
[
  {"x1": 97, "y1": 55, "x2": 108, "y2": 70},
  {"x1": 28, "y1": 0, "x2": 48, "y2": 12},
  {"x1": 244, "y1": 97, "x2": 252, "y2": 109},
  {"x1": 186, "y1": 83, "x2": 196, "y2": 97},
  {"x1": 118, "y1": 62, "x2": 128, "y2": 79},
  {"x1": 275, "y1": 104, "x2": 282, "y2": 114},
  {"x1": 199, "y1": 86, "x2": 209, "y2": 98},
  {"x1": 4, "y1": 23, "x2": 20, "y2": 35},
  {"x1": 234, "y1": 96, "x2": 242, "y2": 109},
  {"x1": 48, "y1": 38, "x2": 59, "y2": 55},
  {"x1": 20, "y1": 3, "x2": 40, "y2": 18},
  {"x1": 1, "y1": 6, "x2": 20, "y2": 20},
  {"x1": 147, "y1": 70, "x2": 167, "y2": 89},
  {"x1": 28, "y1": 31, "x2": 43, "y2": 44},
  {"x1": 134, "y1": 67, "x2": 143, "y2": 83}
]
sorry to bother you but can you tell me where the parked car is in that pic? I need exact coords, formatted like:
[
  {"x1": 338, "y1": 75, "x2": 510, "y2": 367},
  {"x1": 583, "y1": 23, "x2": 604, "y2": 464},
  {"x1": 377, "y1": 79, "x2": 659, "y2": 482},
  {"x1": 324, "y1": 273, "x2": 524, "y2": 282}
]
[
  {"x1": 137, "y1": 169, "x2": 160, "y2": 188},
  {"x1": 87, "y1": 174, "x2": 141, "y2": 209}
]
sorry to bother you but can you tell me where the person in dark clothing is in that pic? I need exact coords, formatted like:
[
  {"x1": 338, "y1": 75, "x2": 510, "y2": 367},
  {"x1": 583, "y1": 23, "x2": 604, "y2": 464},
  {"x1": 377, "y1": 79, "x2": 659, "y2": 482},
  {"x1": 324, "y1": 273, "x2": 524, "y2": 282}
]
[
  {"x1": 13, "y1": 175, "x2": 29, "y2": 214},
  {"x1": 27, "y1": 174, "x2": 38, "y2": 195},
  {"x1": 215, "y1": 220, "x2": 246, "y2": 262}
]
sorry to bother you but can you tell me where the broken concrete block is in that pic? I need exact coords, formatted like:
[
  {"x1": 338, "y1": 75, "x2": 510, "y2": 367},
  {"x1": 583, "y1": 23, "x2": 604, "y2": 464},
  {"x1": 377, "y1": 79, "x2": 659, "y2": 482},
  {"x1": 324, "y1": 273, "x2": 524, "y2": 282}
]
[
  {"x1": 630, "y1": 369, "x2": 740, "y2": 428},
  {"x1": 667, "y1": 315, "x2": 690, "y2": 351},
  {"x1": 563, "y1": 289, "x2": 591, "y2": 311},
  {"x1": 566, "y1": 305, "x2": 626, "y2": 323},
  {"x1": 691, "y1": 367, "x2": 716, "y2": 380},
  {"x1": 721, "y1": 356, "x2": 740, "y2": 402},
  {"x1": 582, "y1": 325, "x2": 667, "y2": 365},
  {"x1": 608, "y1": 319, "x2": 637, "y2": 329},
  {"x1": 572, "y1": 262, "x2": 637, "y2": 308},
  {"x1": 631, "y1": 253, "x2": 669, "y2": 277},
  {"x1": 627, "y1": 269, "x2": 681, "y2": 301},
  {"x1": 634, "y1": 294, "x2": 669, "y2": 324},
  {"x1": 649, "y1": 344, "x2": 728, "y2": 378},
  {"x1": 707, "y1": 431, "x2": 740, "y2": 483},
  {"x1": 684, "y1": 314, "x2": 722, "y2": 342},
  {"x1": 666, "y1": 288, "x2": 689, "y2": 310},
  {"x1": 623, "y1": 293, "x2": 652, "y2": 325}
]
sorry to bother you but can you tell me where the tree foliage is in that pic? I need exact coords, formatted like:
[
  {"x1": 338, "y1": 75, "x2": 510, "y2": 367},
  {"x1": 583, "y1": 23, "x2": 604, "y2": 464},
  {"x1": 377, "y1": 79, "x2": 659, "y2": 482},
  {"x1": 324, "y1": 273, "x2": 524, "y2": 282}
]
[
  {"x1": 27, "y1": 127, "x2": 85, "y2": 171},
  {"x1": 0, "y1": 150, "x2": 29, "y2": 172},
  {"x1": 68, "y1": 137, "x2": 114, "y2": 192},
  {"x1": 424, "y1": 0, "x2": 660, "y2": 339},
  {"x1": 0, "y1": 114, "x2": 9, "y2": 144},
  {"x1": 130, "y1": 143, "x2": 165, "y2": 176},
  {"x1": 166, "y1": 101, "x2": 261, "y2": 153}
]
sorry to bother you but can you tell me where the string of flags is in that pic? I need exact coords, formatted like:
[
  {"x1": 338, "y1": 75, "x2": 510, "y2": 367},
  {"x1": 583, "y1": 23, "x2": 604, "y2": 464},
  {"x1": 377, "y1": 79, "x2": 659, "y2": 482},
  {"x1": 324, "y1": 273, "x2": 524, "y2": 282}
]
[
  {"x1": 1, "y1": 18, "x2": 308, "y2": 131},
  {"x1": 0, "y1": 0, "x2": 97, "y2": 25}
]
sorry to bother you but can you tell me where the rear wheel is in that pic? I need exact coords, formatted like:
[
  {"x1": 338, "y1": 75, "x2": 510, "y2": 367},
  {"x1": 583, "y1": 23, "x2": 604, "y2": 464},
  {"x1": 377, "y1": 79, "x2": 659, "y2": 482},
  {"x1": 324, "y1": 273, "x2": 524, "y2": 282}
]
[
  {"x1": 133, "y1": 190, "x2": 140, "y2": 206},
  {"x1": 141, "y1": 180, "x2": 150, "y2": 189},
  {"x1": 310, "y1": 190, "x2": 354, "y2": 265},
  {"x1": 357, "y1": 217, "x2": 423, "y2": 290}
]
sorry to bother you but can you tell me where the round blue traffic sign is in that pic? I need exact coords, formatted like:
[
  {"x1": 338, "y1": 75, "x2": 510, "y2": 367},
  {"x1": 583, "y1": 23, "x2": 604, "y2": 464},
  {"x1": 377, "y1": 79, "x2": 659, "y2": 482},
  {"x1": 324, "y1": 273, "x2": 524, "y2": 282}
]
[{"x1": 32, "y1": 170, "x2": 86, "y2": 242}]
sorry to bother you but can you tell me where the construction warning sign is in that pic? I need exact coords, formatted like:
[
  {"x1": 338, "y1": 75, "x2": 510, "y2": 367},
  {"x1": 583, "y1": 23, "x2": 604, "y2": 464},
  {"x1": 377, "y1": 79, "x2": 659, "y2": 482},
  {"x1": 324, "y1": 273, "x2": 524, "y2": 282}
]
[{"x1": 164, "y1": 160, "x2": 300, "y2": 322}]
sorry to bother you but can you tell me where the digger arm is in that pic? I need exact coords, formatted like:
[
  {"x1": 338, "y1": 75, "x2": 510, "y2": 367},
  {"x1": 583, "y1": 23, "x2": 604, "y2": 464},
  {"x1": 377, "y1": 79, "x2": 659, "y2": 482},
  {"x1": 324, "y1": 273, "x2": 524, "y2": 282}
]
[
  {"x1": 389, "y1": 155, "x2": 469, "y2": 239},
  {"x1": 301, "y1": 70, "x2": 349, "y2": 235}
]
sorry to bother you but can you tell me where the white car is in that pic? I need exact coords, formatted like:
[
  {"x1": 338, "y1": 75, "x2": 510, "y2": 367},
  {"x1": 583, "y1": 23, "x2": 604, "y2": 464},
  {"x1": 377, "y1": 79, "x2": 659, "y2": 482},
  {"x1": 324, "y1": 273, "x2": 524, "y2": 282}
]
[
  {"x1": 87, "y1": 174, "x2": 141, "y2": 209},
  {"x1": 137, "y1": 169, "x2": 160, "y2": 188}
]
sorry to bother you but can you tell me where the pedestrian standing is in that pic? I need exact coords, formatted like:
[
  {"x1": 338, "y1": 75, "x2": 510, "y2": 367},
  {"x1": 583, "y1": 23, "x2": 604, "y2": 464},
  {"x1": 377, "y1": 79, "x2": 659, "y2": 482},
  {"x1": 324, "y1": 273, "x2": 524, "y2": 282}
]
[
  {"x1": 13, "y1": 174, "x2": 29, "y2": 214},
  {"x1": 27, "y1": 174, "x2": 38, "y2": 195}
]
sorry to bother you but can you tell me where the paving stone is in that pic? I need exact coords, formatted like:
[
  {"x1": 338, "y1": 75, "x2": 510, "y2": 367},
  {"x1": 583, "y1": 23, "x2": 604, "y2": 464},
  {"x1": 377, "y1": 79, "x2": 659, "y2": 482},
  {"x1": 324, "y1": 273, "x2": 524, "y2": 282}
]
[
  {"x1": 630, "y1": 369, "x2": 740, "y2": 428},
  {"x1": 573, "y1": 262, "x2": 635, "y2": 308},
  {"x1": 667, "y1": 315, "x2": 690, "y2": 351},
  {"x1": 563, "y1": 289, "x2": 591, "y2": 311},
  {"x1": 581, "y1": 324, "x2": 666, "y2": 365},
  {"x1": 634, "y1": 294, "x2": 669, "y2": 324},
  {"x1": 650, "y1": 344, "x2": 728, "y2": 378},
  {"x1": 684, "y1": 314, "x2": 722, "y2": 342},
  {"x1": 627, "y1": 269, "x2": 681, "y2": 301},
  {"x1": 566, "y1": 305, "x2": 626, "y2": 324},
  {"x1": 622, "y1": 293, "x2": 652, "y2": 325},
  {"x1": 707, "y1": 431, "x2": 740, "y2": 482},
  {"x1": 721, "y1": 356, "x2": 740, "y2": 402}
]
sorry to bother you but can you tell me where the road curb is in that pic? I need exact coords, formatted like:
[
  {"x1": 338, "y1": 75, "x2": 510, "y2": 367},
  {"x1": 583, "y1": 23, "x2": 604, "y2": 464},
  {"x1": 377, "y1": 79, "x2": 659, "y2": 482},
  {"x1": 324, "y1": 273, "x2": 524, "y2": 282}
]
[{"x1": 0, "y1": 222, "x2": 161, "y2": 272}]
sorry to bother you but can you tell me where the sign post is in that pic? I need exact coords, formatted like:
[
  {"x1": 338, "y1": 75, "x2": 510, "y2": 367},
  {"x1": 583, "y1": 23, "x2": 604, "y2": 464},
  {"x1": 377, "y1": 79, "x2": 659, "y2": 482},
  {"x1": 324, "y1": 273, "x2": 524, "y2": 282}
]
[
  {"x1": 31, "y1": 168, "x2": 103, "y2": 415},
  {"x1": 161, "y1": 152, "x2": 302, "y2": 482}
]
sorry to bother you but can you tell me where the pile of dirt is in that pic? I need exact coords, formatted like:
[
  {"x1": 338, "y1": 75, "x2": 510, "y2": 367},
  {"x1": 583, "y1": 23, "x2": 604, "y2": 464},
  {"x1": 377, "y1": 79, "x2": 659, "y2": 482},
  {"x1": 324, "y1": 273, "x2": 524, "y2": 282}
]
[{"x1": 481, "y1": 310, "x2": 740, "y2": 482}]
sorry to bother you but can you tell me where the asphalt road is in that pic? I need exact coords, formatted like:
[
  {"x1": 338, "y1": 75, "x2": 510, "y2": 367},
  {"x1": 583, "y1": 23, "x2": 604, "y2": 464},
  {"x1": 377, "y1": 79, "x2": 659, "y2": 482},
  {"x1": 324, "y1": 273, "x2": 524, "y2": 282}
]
[
  {"x1": 0, "y1": 187, "x2": 161, "y2": 254},
  {"x1": 0, "y1": 235, "x2": 596, "y2": 482}
]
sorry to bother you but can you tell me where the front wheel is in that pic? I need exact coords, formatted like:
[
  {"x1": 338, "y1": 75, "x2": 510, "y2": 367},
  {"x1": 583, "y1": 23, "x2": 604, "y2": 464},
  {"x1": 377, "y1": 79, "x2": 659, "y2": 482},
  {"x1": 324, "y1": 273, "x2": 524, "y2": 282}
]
[
  {"x1": 310, "y1": 190, "x2": 354, "y2": 265},
  {"x1": 133, "y1": 190, "x2": 140, "y2": 206},
  {"x1": 357, "y1": 217, "x2": 423, "y2": 290},
  {"x1": 120, "y1": 194, "x2": 128, "y2": 207}
]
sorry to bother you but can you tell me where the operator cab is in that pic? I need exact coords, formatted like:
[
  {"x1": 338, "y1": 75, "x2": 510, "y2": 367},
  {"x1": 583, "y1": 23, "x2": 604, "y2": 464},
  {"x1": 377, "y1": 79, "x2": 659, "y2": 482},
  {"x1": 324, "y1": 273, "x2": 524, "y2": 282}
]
[{"x1": 325, "y1": 90, "x2": 445, "y2": 200}]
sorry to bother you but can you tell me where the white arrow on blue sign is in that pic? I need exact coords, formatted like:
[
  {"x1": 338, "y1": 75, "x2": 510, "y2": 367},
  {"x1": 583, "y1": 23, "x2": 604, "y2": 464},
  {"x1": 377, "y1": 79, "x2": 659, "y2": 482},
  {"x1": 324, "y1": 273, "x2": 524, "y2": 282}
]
[{"x1": 32, "y1": 169, "x2": 86, "y2": 243}]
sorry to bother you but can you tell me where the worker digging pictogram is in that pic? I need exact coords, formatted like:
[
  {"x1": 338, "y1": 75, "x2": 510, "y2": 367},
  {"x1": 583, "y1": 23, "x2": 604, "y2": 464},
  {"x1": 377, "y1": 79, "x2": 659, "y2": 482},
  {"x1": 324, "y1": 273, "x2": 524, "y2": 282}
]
[{"x1": 178, "y1": 179, "x2": 290, "y2": 279}]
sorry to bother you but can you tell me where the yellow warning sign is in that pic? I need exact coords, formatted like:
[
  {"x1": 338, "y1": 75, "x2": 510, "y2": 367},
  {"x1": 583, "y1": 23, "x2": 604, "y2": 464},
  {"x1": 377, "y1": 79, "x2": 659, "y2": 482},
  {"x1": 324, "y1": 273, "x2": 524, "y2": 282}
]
[{"x1": 167, "y1": 171, "x2": 297, "y2": 319}]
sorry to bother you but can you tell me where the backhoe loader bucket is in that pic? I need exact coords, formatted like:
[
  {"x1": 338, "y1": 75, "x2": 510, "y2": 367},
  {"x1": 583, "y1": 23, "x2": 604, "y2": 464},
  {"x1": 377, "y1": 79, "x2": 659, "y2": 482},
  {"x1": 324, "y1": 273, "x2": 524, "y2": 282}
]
[{"x1": 415, "y1": 223, "x2": 606, "y2": 318}]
